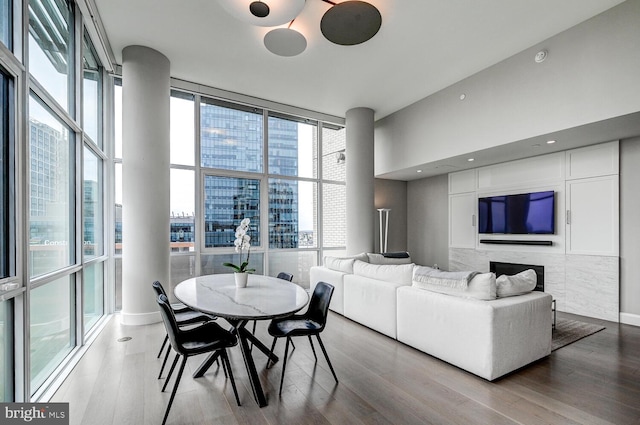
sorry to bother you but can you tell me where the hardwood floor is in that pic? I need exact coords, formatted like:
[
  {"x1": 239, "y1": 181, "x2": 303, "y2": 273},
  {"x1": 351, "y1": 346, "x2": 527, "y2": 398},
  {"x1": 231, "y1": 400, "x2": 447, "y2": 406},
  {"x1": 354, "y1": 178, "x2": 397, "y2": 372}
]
[{"x1": 51, "y1": 311, "x2": 640, "y2": 425}]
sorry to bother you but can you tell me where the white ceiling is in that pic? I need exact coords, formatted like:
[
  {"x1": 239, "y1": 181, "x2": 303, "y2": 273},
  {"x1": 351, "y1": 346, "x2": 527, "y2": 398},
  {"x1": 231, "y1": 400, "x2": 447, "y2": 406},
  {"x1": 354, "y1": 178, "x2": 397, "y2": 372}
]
[{"x1": 94, "y1": 0, "x2": 626, "y2": 121}]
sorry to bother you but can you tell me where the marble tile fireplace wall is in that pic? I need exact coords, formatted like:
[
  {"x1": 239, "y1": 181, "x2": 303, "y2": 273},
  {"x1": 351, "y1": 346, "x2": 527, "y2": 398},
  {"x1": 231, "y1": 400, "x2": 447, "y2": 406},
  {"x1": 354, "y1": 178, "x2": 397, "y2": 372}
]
[
  {"x1": 447, "y1": 142, "x2": 620, "y2": 322},
  {"x1": 449, "y1": 248, "x2": 619, "y2": 321}
]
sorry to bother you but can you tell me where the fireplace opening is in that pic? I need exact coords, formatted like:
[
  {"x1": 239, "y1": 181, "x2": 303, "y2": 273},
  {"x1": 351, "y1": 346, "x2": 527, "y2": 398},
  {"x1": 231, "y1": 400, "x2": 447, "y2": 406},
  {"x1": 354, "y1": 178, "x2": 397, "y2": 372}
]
[{"x1": 489, "y1": 261, "x2": 544, "y2": 292}]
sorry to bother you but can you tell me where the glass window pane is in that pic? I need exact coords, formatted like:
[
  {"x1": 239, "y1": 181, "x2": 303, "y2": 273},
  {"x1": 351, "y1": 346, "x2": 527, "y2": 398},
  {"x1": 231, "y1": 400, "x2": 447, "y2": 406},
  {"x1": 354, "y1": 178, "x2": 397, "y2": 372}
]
[
  {"x1": 29, "y1": 95, "x2": 75, "y2": 277},
  {"x1": 203, "y1": 175, "x2": 260, "y2": 248},
  {"x1": 200, "y1": 98, "x2": 263, "y2": 172},
  {"x1": 30, "y1": 276, "x2": 75, "y2": 394},
  {"x1": 83, "y1": 32, "x2": 102, "y2": 147},
  {"x1": 115, "y1": 256, "x2": 122, "y2": 311},
  {"x1": 268, "y1": 114, "x2": 317, "y2": 178},
  {"x1": 83, "y1": 147, "x2": 103, "y2": 258},
  {"x1": 169, "y1": 255, "x2": 195, "y2": 302},
  {"x1": 170, "y1": 92, "x2": 194, "y2": 166},
  {"x1": 114, "y1": 162, "x2": 121, "y2": 255},
  {"x1": 170, "y1": 169, "x2": 194, "y2": 252},
  {"x1": 322, "y1": 183, "x2": 346, "y2": 248},
  {"x1": 83, "y1": 261, "x2": 103, "y2": 333},
  {"x1": 322, "y1": 124, "x2": 346, "y2": 182},
  {"x1": 114, "y1": 79, "x2": 122, "y2": 159},
  {"x1": 0, "y1": 70, "x2": 10, "y2": 279},
  {"x1": 202, "y1": 253, "x2": 264, "y2": 276},
  {"x1": 268, "y1": 251, "x2": 317, "y2": 289},
  {"x1": 269, "y1": 179, "x2": 317, "y2": 248},
  {"x1": 0, "y1": 299, "x2": 13, "y2": 401},
  {"x1": 28, "y1": 0, "x2": 74, "y2": 113},
  {"x1": 0, "y1": 0, "x2": 10, "y2": 49}
]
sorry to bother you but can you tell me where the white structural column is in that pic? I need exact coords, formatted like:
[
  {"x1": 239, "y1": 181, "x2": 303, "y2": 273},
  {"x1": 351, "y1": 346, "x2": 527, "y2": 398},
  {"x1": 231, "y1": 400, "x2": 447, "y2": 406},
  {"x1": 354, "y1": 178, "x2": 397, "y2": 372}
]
[
  {"x1": 121, "y1": 46, "x2": 171, "y2": 325},
  {"x1": 346, "y1": 107, "x2": 375, "y2": 254}
]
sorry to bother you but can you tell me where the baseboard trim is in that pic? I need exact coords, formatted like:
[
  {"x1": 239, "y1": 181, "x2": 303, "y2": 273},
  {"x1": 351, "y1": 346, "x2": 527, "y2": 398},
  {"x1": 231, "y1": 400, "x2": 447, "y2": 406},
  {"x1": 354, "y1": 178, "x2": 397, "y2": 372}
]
[
  {"x1": 620, "y1": 312, "x2": 640, "y2": 327},
  {"x1": 120, "y1": 310, "x2": 160, "y2": 326}
]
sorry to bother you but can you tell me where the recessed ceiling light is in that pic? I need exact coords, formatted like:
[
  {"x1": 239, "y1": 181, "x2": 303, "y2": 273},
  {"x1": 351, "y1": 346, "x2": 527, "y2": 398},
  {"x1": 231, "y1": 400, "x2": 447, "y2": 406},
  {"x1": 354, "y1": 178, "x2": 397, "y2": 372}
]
[
  {"x1": 416, "y1": 169, "x2": 422, "y2": 173},
  {"x1": 467, "y1": 158, "x2": 474, "y2": 162},
  {"x1": 459, "y1": 94, "x2": 466, "y2": 100},
  {"x1": 547, "y1": 140, "x2": 556, "y2": 144}
]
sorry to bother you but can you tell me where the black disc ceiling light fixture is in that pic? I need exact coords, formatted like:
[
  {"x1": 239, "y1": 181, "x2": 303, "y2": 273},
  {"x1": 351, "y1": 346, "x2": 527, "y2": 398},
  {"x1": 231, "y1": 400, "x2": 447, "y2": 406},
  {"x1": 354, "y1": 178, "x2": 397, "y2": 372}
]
[
  {"x1": 249, "y1": 1, "x2": 270, "y2": 18},
  {"x1": 217, "y1": 0, "x2": 382, "y2": 57},
  {"x1": 320, "y1": 0, "x2": 382, "y2": 46}
]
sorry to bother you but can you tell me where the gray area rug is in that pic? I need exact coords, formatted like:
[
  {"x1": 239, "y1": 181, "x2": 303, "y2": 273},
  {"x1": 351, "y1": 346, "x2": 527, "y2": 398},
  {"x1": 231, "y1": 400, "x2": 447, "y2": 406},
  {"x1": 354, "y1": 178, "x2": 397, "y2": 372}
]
[{"x1": 552, "y1": 318, "x2": 605, "y2": 351}]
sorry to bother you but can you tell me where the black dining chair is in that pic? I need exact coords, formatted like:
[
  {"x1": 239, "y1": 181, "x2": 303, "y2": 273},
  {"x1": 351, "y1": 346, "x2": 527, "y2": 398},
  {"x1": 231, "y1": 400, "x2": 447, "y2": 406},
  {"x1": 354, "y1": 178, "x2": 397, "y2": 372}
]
[
  {"x1": 250, "y1": 272, "x2": 294, "y2": 347},
  {"x1": 152, "y1": 281, "x2": 216, "y2": 378},
  {"x1": 266, "y1": 281, "x2": 338, "y2": 396},
  {"x1": 276, "y1": 271, "x2": 294, "y2": 282},
  {"x1": 156, "y1": 294, "x2": 240, "y2": 425}
]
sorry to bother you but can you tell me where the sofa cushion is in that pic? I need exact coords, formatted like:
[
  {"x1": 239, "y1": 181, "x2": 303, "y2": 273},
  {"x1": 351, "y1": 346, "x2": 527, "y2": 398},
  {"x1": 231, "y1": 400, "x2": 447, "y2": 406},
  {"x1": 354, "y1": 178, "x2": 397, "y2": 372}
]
[
  {"x1": 412, "y1": 266, "x2": 496, "y2": 300},
  {"x1": 323, "y1": 256, "x2": 356, "y2": 273},
  {"x1": 353, "y1": 260, "x2": 414, "y2": 285},
  {"x1": 496, "y1": 269, "x2": 537, "y2": 297},
  {"x1": 367, "y1": 253, "x2": 412, "y2": 265}
]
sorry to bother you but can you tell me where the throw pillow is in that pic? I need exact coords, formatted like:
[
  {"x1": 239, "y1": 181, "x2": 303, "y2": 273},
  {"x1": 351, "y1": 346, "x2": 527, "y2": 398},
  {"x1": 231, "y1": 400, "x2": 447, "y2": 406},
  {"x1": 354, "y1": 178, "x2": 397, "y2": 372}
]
[
  {"x1": 412, "y1": 266, "x2": 497, "y2": 300},
  {"x1": 496, "y1": 269, "x2": 537, "y2": 297},
  {"x1": 367, "y1": 253, "x2": 412, "y2": 265},
  {"x1": 353, "y1": 260, "x2": 414, "y2": 285},
  {"x1": 323, "y1": 256, "x2": 356, "y2": 273}
]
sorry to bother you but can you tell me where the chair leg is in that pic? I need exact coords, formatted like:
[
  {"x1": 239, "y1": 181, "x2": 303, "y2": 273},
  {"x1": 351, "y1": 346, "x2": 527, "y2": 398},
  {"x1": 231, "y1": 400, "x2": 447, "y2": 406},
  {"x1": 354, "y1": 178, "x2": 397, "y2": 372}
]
[
  {"x1": 162, "y1": 354, "x2": 181, "y2": 392},
  {"x1": 220, "y1": 352, "x2": 228, "y2": 378},
  {"x1": 162, "y1": 356, "x2": 187, "y2": 425},
  {"x1": 266, "y1": 337, "x2": 277, "y2": 369},
  {"x1": 157, "y1": 334, "x2": 168, "y2": 358},
  {"x1": 221, "y1": 349, "x2": 241, "y2": 406},
  {"x1": 158, "y1": 344, "x2": 172, "y2": 379},
  {"x1": 308, "y1": 335, "x2": 317, "y2": 361},
  {"x1": 316, "y1": 334, "x2": 338, "y2": 384},
  {"x1": 279, "y1": 337, "x2": 291, "y2": 396}
]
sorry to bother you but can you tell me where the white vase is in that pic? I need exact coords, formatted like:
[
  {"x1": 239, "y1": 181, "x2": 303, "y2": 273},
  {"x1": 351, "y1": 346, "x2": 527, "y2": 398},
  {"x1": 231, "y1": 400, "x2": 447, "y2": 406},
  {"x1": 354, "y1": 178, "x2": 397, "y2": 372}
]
[{"x1": 234, "y1": 272, "x2": 248, "y2": 288}]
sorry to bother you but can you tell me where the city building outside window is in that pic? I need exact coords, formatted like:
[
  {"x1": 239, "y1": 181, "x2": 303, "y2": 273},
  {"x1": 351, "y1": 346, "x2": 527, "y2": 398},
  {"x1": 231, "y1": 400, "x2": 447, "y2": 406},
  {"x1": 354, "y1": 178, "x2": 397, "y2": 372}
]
[{"x1": 28, "y1": 94, "x2": 75, "y2": 277}]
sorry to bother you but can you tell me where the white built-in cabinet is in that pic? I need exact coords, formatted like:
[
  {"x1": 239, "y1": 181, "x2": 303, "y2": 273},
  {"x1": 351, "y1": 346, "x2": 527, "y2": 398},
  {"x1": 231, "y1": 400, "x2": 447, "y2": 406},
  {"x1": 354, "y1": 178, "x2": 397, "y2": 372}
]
[
  {"x1": 565, "y1": 143, "x2": 619, "y2": 256},
  {"x1": 449, "y1": 193, "x2": 476, "y2": 248},
  {"x1": 447, "y1": 140, "x2": 620, "y2": 321},
  {"x1": 448, "y1": 170, "x2": 476, "y2": 248}
]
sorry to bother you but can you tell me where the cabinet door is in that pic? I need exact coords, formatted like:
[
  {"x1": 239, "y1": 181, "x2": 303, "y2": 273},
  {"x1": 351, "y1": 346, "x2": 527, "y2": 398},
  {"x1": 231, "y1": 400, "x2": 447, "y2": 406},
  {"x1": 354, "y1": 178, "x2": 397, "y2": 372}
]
[
  {"x1": 449, "y1": 193, "x2": 476, "y2": 248},
  {"x1": 566, "y1": 176, "x2": 619, "y2": 255}
]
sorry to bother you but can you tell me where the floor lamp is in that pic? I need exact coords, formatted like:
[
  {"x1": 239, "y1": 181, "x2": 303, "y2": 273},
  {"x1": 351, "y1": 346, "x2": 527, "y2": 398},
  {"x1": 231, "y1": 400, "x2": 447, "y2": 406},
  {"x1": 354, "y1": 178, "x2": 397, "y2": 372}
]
[{"x1": 377, "y1": 208, "x2": 391, "y2": 253}]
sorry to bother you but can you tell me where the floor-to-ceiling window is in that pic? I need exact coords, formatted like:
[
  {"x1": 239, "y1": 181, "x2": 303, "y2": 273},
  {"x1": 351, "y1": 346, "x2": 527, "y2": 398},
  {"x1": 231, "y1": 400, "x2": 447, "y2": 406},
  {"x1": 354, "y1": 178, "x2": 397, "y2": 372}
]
[
  {"x1": 113, "y1": 87, "x2": 346, "y2": 304},
  {"x1": 0, "y1": 0, "x2": 110, "y2": 401},
  {"x1": 0, "y1": 62, "x2": 15, "y2": 403}
]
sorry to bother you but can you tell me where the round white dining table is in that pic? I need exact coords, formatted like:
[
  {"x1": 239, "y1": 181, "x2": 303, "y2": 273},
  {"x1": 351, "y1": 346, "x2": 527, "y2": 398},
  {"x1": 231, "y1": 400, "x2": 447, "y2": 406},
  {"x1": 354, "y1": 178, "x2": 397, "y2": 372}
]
[{"x1": 174, "y1": 273, "x2": 309, "y2": 407}]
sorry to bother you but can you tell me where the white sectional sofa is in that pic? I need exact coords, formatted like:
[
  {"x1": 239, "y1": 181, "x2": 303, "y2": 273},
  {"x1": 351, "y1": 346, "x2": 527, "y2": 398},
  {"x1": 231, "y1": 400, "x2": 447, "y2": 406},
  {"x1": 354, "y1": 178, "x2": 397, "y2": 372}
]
[{"x1": 309, "y1": 253, "x2": 553, "y2": 381}]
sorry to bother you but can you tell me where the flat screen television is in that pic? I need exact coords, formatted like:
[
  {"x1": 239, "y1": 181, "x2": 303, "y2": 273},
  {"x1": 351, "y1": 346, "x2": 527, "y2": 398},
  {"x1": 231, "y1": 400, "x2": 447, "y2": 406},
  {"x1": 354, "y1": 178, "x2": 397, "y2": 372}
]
[{"x1": 478, "y1": 190, "x2": 555, "y2": 234}]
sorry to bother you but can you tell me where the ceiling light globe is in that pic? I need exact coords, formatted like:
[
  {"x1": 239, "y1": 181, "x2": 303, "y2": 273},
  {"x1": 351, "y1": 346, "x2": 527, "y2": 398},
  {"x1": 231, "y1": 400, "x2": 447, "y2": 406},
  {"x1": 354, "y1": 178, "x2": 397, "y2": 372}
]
[
  {"x1": 217, "y1": 0, "x2": 306, "y2": 27},
  {"x1": 249, "y1": 1, "x2": 270, "y2": 18}
]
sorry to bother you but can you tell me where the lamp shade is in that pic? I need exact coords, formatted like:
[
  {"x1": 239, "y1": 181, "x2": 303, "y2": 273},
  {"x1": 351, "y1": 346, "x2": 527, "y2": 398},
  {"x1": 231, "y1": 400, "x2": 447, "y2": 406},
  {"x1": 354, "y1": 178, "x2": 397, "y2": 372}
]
[
  {"x1": 321, "y1": 1, "x2": 382, "y2": 45},
  {"x1": 217, "y1": 0, "x2": 306, "y2": 27},
  {"x1": 264, "y1": 28, "x2": 307, "y2": 57}
]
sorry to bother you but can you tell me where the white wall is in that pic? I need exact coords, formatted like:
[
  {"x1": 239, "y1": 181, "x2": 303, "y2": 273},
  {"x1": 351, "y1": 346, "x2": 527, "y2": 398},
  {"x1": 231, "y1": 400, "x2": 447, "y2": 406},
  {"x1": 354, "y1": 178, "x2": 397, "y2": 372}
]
[
  {"x1": 374, "y1": 178, "x2": 407, "y2": 253},
  {"x1": 407, "y1": 175, "x2": 449, "y2": 269},
  {"x1": 375, "y1": 0, "x2": 640, "y2": 175}
]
